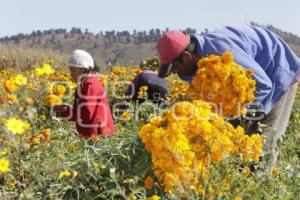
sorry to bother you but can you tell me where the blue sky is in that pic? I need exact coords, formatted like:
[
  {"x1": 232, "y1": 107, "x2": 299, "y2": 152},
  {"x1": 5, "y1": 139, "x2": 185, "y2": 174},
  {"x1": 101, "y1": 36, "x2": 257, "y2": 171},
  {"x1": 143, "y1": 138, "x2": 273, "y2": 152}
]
[{"x1": 0, "y1": 0, "x2": 300, "y2": 37}]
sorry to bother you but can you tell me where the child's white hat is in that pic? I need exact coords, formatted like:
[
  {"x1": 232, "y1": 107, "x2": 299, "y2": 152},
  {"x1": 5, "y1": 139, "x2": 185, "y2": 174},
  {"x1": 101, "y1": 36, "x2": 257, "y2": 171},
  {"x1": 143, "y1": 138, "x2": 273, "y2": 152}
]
[{"x1": 68, "y1": 50, "x2": 94, "y2": 69}]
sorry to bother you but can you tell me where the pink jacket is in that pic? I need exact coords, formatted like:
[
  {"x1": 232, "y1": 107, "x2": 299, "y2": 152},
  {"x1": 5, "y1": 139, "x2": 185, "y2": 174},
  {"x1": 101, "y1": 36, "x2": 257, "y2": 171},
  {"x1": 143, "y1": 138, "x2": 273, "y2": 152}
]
[{"x1": 61, "y1": 75, "x2": 115, "y2": 139}]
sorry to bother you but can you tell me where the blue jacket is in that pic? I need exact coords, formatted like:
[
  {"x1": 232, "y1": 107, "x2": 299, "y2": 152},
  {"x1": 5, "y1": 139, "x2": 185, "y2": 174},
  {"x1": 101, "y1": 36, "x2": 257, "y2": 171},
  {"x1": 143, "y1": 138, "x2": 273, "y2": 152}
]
[{"x1": 190, "y1": 26, "x2": 300, "y2": 114}]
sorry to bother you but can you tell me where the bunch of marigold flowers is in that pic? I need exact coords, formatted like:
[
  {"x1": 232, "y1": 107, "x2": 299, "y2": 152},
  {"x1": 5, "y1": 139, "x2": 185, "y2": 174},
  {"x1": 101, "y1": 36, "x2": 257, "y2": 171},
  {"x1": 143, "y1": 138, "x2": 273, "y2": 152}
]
[
  {"x1": 187, "y1": 52, "x2": 256, "y2": 117},
  {"x1": 139, "y1": 100, "x2": 263, "y2": 194}
]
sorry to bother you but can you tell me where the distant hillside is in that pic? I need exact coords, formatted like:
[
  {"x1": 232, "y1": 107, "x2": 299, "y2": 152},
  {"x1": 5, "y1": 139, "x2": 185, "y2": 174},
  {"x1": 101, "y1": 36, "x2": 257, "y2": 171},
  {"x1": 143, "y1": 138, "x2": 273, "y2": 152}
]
[
  {"x1": 1, "y1": 24, "x2": 300, "y2": 69},
  {"x1": 0, "y1": 28, "x2": 196, "y2": 69}
]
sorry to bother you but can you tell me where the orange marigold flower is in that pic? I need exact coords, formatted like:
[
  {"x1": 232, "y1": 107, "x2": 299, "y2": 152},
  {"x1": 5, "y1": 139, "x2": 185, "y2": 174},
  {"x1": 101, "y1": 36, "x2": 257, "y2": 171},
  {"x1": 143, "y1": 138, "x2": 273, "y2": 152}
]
[
  {"x1": 44, "y1": 95, "x2": 62, "y2": 106},
  {"x1": 144, "y1": 176, "x2": 154, "y2": 190},
  {"x1": 41, "y1": 129, "x2": 52, "y2": 143},
  {"x1": 25, "y1": 97, "x2": 34, "y2": 106}
]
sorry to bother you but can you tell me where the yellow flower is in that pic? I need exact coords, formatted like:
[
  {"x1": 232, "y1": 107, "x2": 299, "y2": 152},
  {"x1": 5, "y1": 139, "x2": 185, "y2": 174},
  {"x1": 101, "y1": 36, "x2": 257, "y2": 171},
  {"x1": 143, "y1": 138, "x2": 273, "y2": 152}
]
[
  {"x1": 234, "y1": 195, "x2": 243, "y2": 200},
  {"x1": 147, "y1": 195, "x2": 161, "y2": 200},
  {"x1": 41, "y1": 129, "x2": 52, "y2": 143},
  {"x1": 52, "y1": 84, "x2": 66, "y2": 96},
  {"x1": 130, "y1": 67, "x2": 142, "y2": 75},
  {"x1": 5, "y1": 117, "x2": 30, "y2": 135},
  {"x1": 123, "y1": 178, "x2": 135, "y2": 184},
  {"x1": 47, "y1": 59, "x2": 55, "y2": 65},
  {"x1": 112, "y1": 66, "x2": 126, "y2": 75},
  {"x1": 31, "y1": 135, "x2": 41, "y2": 145},
  {"x1": 0, "y1": 158, "x2": 10, "y2": 173},
  {"x1": 14, "y1": 74, "x2": 27, "y2": 86},
  {"x1": 140, "y1": 56, "x2": 159, "y2": 71},
  {"x1": 73, "y1": 171, "x2": 78, "y2": 177},
  {"x1": 88, "y1": 135, "x2": 100, "y2": 144},
  {"x1": 144, "y1": 176, "x2": 154, "y2": 190},
  {"x1": 92, "y1": 162, "x2": 99, "y2": 169},
  {"x1": 44, "y1": 95, "x2": 62, "y2": 106},
  {"x1": 40, "y1": 114, "x2": 46, "y2": 120},
  {"x1": 58, "y1": 169, "x2": 71, "y2": 180},
  {"x1": 242, "y1": 167, "x2": 251, "y2": 177},
  {"x1": 121, "y1": 111, "x2": 131, "y2": 121},
  {"x1": 1, "y1": 148, "x2": 8, "y2": 156},
  {"x1": 117, "y1": 124, "x2": 125, "y2": 133},
  {"x1": 8, "y1": 95, "x2": 17, "y2": 102},
  {"x1": 66, "y1": 143, "x2": 75, "y2": 151},
  {"x1": 137, "y1": 86, "x2": 148, "y2": 99},
  {"x1": 271, "y1": 167, "x2": 279, "y2": 176},
  {"x1": 35, "y1": 63, "x2": 55, "y2": 76},
  {"x1": 4, "y1": 79, "x2": 18, "y2": 93},
  {"x1": 129, "y1": 195, "x2": 137, "y2": 200},
  {"x1": 99, "y1": 163, "x2": 106, "y2": 169},
  {"x1": 68, "y1": 81, "x2": 77, "y2": 90},
  {"x1": 98, "y1": 74, "x2": 108, "y2": 86},
  {"x1": 7, "y1": 179, "x2": 17, "y2": 188}
]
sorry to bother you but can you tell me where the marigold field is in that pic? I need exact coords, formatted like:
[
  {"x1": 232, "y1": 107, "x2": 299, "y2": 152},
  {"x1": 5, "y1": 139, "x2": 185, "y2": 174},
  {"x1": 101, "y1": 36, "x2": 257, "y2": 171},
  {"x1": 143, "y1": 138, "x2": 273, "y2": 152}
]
[{"x1": 0, "y1": 52, "x2": 299, "y2": 200}]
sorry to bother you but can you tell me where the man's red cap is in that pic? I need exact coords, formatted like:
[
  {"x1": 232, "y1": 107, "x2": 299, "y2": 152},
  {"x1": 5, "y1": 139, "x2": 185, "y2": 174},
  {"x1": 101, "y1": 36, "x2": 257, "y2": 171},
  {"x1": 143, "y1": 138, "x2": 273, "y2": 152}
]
[
  {"x1": 157, "y1": 31, "x2": 190, "y2": 64},
  {"x1": 156, "y1": 31, "x2": 190, "y2": 77}
]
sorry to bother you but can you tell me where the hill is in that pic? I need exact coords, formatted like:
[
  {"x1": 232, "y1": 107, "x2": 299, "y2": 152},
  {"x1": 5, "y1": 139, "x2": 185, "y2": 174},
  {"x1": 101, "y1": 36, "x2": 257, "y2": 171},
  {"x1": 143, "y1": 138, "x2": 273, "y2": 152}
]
[{"x1": 1, "y1": 24, "x2": 300, "y2": 70}]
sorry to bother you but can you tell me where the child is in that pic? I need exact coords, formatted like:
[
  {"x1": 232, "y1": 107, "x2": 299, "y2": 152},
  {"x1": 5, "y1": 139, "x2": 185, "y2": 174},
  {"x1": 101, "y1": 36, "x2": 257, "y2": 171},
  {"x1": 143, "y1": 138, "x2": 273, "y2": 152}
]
[{"x1": 53, "y1": 50, "x2": 115, "y2": 139}]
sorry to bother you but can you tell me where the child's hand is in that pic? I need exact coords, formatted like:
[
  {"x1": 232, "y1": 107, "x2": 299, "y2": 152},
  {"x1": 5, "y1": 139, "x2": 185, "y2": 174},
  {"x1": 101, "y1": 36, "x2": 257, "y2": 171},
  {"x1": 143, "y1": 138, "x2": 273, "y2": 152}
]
[{"x1": 52, "y1": 105, "x2": 68, "y2": 113}]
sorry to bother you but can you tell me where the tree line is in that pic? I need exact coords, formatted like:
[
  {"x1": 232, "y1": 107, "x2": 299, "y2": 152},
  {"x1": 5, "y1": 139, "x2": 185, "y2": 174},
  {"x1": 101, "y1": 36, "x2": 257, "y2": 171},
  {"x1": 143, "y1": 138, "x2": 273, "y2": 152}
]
[
  {"x1": 1, "y1": 23, "x2": 300, "y2": 46},
  {"x1": 0, "y1": 27, "x2": 197, "y2": 44}
]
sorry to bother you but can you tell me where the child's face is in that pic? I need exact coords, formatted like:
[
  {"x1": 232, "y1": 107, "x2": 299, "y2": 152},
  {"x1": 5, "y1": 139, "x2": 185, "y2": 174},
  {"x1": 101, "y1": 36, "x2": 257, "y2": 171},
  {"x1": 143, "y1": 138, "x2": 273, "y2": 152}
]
[{"x1": 69, "y1": 67, "x2": 86, "y2": 83}]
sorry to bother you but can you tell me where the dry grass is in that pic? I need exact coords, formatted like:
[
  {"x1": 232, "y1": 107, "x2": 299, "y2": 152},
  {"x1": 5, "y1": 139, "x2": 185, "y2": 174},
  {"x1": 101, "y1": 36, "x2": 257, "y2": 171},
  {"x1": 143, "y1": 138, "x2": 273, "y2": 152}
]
[{"x1": 0, "y1": 44, "x2": 68, "y2": 71}]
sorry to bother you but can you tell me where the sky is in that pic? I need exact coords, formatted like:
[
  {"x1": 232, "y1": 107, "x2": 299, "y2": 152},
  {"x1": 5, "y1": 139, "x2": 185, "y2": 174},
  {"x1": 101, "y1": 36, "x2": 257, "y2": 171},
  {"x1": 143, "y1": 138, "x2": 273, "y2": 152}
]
[{"x1": 0, "y1": 0, "x2": 300, "y2": 37}]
